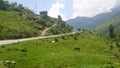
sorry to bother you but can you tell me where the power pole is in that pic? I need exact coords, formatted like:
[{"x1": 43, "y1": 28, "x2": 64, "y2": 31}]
[{"x1": 35, "y1": 0, "x2": 37, "y2": 14}]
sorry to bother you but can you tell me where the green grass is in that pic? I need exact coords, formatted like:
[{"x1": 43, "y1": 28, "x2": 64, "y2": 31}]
[
  {"x1": 0, "y1": 31, "x2": 120, "y2": 68},
  {"x1": 46, "y1": 23, "x2": 72, "y2": 35},
  {"x1": 0, "y1": 11, "x2": 40, "y2": 39}
]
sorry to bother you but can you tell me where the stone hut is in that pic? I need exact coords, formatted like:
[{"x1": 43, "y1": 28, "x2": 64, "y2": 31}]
[{"x1": 40, "y1": 11, "x2": 48, "y2": 19}]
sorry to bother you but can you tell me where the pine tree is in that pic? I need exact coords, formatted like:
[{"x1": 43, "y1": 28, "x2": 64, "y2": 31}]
[{"x1": 108, "y1": 24, "x2": 115, "y2": 39}]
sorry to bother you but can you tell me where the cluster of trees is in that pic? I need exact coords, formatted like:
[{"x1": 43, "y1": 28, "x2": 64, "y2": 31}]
[
  {"x1": 0, "y1": 0, "x2": 36, "y2": 20},
  {"x1": 108, "y1": 24, "x2": 120, "y2": 50},
  {"x1": 108, "y1": 25, "x2": 120, "y2": 58},
  {"x1": 0, "y1": 0, "x2": 25, "y2": 12},
  {"x1": 108, "y1": 24, "x2": 120, "y2": 41}
]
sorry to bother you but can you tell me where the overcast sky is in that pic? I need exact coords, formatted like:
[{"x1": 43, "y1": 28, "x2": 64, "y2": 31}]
[{"x1": 8, "y1": 0, "x2": 118, "y2": 20}]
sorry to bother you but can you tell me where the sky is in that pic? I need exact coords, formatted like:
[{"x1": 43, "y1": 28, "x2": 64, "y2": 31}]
[{"x1": 8, "y1": 0, "x2": 118, "y2": 20}]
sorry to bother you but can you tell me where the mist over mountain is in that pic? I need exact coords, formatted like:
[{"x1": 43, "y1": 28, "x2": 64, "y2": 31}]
[{"x1": 67, "y1": 4, "x2": 120, "y2": 31}]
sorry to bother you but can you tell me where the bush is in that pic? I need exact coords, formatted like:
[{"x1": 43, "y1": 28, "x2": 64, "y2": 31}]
[
  {"x1": 1, "y1": 45, "x2": 5, "y2": 48},
  {"x1": 61, "y1": 36, "x2": 66, "y2": 40},
  {"x1": 14, "y1": 48, "x2": 19, "y2": 51},
  {"x1": 54, "y1": 38, "x2": 59, "y2": 42},
  {"x1": 7, "y1": 48, "x2": 12, "y2": 51},
  {"x1": 74, "y1": 35, "x2": 78, "y2": 40},
  {"x1": 113, "y1": 52, "x2": 120, "y2": 58},
  {"x1": 116, "y1": 43, "x2": 120, "y2": 48},
  {"x1": 110, "y1": 45, "x2": 113, "y2": 50},
  {"x1": 21, "y1": 47, "x2": 27, "y2": 52},
  {"x1": 74, "y1": 36, "x2": 78, "y2": 40}
]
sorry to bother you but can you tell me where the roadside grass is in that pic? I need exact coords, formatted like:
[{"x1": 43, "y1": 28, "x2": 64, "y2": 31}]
[{"x1": 0, "y1": 31, "x2": 119, "y2": 68}]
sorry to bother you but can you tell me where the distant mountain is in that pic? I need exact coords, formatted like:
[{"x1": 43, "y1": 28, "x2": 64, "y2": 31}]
[
  {"x1": 94, "y1": 12, "x2": 120, "y2": 35},
  {"x1": 67, "y1": 5, "x2": 120, "y2": 31},
  {"x1": 67, "y1": 17, "x2": 92, "y2": 31}
]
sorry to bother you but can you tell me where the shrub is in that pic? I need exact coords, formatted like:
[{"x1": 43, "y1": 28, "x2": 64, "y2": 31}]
[
  {"x1": 54, "y1": 38, "x2": 59, "y2": 42},
  {"x1": 113, "y1": 52, "x2": 120, "y2": 58},
  {"x1": 116, "y1": 43, "x2": 120, "y2": 48},
  {"x1": 61, "y1": 36, "x2": 66, "y2": 40},
  {"x1": 110, "y1": 45, "x2": 113, "y2": 50},
  {"x1": 1, "y1": 45, "x2": 5, "y2": 48},
  {"x1": 21, "y1": 47, "x2": 27, "y2": 52},
  {"x1": 7, "y1": 48, "x2": 12, "y2": 51},
  {"x1": 14, "y1": 48, "x2": 19, "y2": 51},
  {"x1": 74, "y1": 36, "x2": 78, "y2": 40}
]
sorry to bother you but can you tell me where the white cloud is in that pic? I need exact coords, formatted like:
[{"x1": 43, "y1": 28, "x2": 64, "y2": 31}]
[
  {"x1": 72, "y1": 0, "x2": 117, "y2": 18},
  {"x1": 48, "y1": 0, "x2": 66, "y2": 20}
]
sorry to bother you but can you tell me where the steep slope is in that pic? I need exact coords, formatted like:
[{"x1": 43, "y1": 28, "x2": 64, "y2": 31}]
[
  {"x1": 0, "y1": 11, "x2": 72, "y2": 39},
  {"x1": 0, "y1": 31, "x2": 119, "y2": 68},
  {"x1": 0, "y1": 11, "x2": 40, "y2": 40},
  {"x1": 94, "y1": 13, "x2": 120, "y2": 35},
  {"x1": 0, "y1": 0, "x2": 72, "y2": 39}
]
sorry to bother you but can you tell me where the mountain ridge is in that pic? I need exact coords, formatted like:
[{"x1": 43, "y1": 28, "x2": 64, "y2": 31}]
[
  {"x1": 94, "y1": 12, "x2": 120, "y2": 35},
  {"x1": 67, "y1": 5, "x2": 120, "y2": 31}
]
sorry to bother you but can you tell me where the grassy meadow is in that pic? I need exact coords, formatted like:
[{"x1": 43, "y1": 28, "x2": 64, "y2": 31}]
[{"x1": 0, "y1": 31, "x2": 120, "y2": 68}]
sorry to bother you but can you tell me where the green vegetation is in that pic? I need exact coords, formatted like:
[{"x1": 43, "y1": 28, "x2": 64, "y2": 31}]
[
  {"x1": 0, "y1": 0, "x2": 72, "y2": 39},
  {"x1": 46, "y1": 15, "x2": 72, "y2": 35},
  {"x1": 0, "y1": 0, "x2": 41, "y2": 39},
  {"x1": 35, "y1": 17, "x2": 57, "y2": 30},
  {"x1": 94, "y1": 13, "x2": 120, "y2": 35},
  {"x1": 93, "y1": 13, "x2": 120, "y2": 60},
  {"x1": 116, "y1": 30, "x2": 120, "y2": 41},
  {"x1": 0, "y1": 1, "x2": 119, "y2": 67},
  {"x1": 0, "y1": 31, "x2": 119, "y2": 68},
  {"x1": 0, "y1": 0, "x2": 28, "y2": 12},
  {"x1": 0, "y1": 11, "x2": 40, "y2": 40},
  {"x1": 108, "y1": 24, "x2": 116, "y2": 39},
  {"x1": 46, "y1": 22, "x2": 72, "y2": 35},
  {"x1": 94, "y1": 13, "x2": 120, "y2": 45}
]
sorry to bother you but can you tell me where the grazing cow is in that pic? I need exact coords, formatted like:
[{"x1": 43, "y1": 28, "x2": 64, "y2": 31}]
[{"x1": 73, "y1": 47, "x2": 80, "y2": 51}]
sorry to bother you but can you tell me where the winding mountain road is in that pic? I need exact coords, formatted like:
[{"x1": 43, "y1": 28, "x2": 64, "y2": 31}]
[{"x1": 0, "y1": 32, "x2": 79, "y2": 45}]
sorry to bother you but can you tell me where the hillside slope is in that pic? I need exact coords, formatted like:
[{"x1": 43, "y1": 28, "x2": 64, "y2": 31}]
[
  {"x1": 0, "y1": 0, "x2": 72, "y2": 39},
  {"x1": 94, "y1": 12, "x2": 120, "y2": 35},
  {"x1": 0, "y1": 31, "x2": 119, "y2": 68},
  {"x1": 0, "y1": 11, "x2": 40, "y2": 40}
]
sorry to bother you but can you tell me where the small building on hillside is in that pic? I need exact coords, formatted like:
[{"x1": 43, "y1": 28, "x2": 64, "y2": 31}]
[{"x1": 40, "y1": 11, "x2": 48, "y2": 19}]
